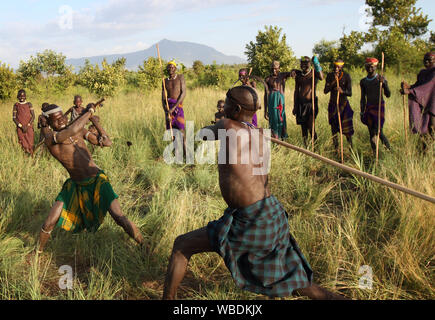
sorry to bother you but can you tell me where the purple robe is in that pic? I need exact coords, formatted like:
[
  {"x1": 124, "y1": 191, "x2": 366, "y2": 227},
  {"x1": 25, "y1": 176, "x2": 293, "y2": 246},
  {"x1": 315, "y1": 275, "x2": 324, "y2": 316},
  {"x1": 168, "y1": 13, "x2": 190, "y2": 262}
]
[
  {"x1": 408, "y1": 67, "x2": 435, "y2": 134},
  {"x1": 251, "y1": 113, "x2": 258, "y2": 128},
  {"x1": 166, "y1": 98, "x2": 185, "y2": 131}
]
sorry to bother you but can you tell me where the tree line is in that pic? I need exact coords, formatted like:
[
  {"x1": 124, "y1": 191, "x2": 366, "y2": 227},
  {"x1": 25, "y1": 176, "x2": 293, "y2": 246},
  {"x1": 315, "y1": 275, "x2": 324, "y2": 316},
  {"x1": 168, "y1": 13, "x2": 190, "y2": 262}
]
[{"x1": 0, "y1": 0, "x2": 433, "y2": 100}]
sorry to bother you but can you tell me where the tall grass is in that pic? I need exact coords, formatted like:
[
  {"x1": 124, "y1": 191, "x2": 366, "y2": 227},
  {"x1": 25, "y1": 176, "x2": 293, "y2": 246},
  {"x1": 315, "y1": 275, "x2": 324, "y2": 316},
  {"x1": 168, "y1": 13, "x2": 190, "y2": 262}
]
[{"x1": 0, "y1": 72, "x2": 433, "y2": 300}]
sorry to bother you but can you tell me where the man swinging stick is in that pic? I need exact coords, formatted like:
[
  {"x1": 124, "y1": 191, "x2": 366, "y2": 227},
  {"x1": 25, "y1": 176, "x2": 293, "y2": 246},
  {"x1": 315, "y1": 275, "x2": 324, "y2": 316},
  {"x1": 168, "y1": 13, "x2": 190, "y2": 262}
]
[
  {"x1": 37, "y1": 103, "x2": 144, "y2": 253},
  {"x1": 163, "y1": 85, "x2": 348, "y2": 300}
]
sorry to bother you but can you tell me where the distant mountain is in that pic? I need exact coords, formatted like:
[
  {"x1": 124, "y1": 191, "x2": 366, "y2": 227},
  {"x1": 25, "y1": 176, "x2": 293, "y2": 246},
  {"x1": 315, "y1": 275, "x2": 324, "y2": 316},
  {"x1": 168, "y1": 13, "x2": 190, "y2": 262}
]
[{"x1": 66, "y1": 39, "x2": 246, "y2": 70}]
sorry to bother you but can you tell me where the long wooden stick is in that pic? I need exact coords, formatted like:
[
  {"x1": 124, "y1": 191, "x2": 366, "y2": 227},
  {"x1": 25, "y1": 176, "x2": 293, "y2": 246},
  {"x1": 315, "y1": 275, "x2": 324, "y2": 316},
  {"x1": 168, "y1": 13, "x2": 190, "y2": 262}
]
[
  {"x1": 402, "y1": 78, "x2": 408, "y2": 145},
  {"x1": 311, "y1": 67, "x2": 315, "y2": 151},
  {"x1": 375, "y1": 52, "x2": 384, "y2": 165},
  {"x1": 335, "y1": 75, "x2": 344, "y2": 163},
  {"x1": 269, "y1": 137, "x2": 435, "y2": 204},
  {"x1": 156, "y1": 44, "x2": 174, "y2": 139}
]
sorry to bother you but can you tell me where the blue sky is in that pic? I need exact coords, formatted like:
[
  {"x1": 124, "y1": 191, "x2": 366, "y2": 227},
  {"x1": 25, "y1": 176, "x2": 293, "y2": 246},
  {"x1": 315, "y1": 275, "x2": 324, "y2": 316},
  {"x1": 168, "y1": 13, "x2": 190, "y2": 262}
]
[{"x1": 1, "y1": 0, "x2": 434, "y2": 68}]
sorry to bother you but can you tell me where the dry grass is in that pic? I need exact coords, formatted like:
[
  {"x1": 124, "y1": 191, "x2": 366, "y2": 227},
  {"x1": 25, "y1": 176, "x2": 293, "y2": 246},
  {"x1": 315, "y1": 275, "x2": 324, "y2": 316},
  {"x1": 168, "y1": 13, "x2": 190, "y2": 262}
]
[{"x1": 0, "y1": 72, "x2": 433, "y2": 300}]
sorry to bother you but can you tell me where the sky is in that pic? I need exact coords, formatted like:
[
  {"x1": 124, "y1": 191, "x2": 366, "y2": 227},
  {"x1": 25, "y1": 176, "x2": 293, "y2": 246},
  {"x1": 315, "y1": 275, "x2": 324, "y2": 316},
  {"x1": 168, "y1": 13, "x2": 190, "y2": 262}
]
[{"x1": 0, "y1": 0, "x2": 434, "y2": 69}]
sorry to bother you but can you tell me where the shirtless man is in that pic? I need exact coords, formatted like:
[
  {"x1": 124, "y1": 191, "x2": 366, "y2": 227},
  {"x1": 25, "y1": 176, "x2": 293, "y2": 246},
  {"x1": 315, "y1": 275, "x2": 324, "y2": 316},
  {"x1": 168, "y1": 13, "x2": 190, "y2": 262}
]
[
  {"x1": 163, "y1": 61, "x2": 186, "y2": 131},
  {"x1": 291, "y1": 56, "x2": 324, "y2": 147},
  {"x1": 162, "y1": 85, "x2": 347, "y2": 300},
  {"x1": 401, "y1": 52, "x2": 435, "y2": 151},
  {"x1": 324, "y1": 59, "x2": 354, "y2": 150},
  {"x1": 360, "y1": 58, "x2": 391, "y2": 155},
  {"x1": 37, "y1": 103, "x2": 144, "y2": 253},
  {"x1": 264, "y1": 61, "x2": 292, "y2": 139}
]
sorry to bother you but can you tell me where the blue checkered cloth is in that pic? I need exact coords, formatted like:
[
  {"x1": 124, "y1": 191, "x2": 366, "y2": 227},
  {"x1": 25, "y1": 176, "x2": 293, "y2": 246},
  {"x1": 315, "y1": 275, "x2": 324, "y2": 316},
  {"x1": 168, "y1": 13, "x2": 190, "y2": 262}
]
[{"x1": 207, "y1": 195, "x2": 313, "y2": 297}]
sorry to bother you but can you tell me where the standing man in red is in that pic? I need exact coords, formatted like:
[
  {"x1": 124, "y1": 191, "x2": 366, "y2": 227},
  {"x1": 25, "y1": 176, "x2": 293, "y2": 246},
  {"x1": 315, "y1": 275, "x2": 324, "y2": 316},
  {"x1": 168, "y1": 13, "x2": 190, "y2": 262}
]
[{"x1": 12, "y1": 89, "x2": 35, "y2": 155}]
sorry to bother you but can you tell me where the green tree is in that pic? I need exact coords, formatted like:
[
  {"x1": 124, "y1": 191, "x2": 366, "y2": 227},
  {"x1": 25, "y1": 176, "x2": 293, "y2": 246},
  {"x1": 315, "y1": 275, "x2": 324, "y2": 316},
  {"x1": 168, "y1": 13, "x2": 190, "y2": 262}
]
[
  {"x1": 313, "y1": 33, "x2": 365, "y2": 70},
  {"x1": 192, "y1": 60, "x2": 205, "y2": 75},
  {"x1": 16, "y1": 50, "x2": 74, "y2": 92},
  {"x1": 136, "y1": 57, "x2": 162, "y2": 90},
  {"x1": 366, "y1": 0, "x2": 431, "y2": 39},
  {"x1": 0, "y1": 62, "x2": 18, "y2": 101},
  {"x1": 338, "y1": 31, "x2": 365, "y2": 67},
  {"x1": 78, "y1": 59, "x2": 126, "y2": 97},
  {"x1": 313, "y1": 39, "x2": 339, "y2": 65},
  {"x1": 364, "y1": 0, "x2": 433, "y2": 72},
  {"x1": 245, "y1": 25, "x2": 297, "y2": 78}
]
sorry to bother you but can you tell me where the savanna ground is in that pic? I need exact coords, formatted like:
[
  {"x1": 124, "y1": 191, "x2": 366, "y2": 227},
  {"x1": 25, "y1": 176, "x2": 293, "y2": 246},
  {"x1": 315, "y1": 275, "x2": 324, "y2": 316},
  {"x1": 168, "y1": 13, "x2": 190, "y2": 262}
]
[{"x1": 0, "y1": 70, "x2": 433, "y2": 300}]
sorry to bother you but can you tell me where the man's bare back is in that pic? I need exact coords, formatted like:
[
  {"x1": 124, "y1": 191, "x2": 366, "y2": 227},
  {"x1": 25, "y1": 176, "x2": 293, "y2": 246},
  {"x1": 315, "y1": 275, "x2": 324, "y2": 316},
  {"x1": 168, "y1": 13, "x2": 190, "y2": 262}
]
[{"x1": 214, "y1": 118, "x2": 270, "y2": 208}]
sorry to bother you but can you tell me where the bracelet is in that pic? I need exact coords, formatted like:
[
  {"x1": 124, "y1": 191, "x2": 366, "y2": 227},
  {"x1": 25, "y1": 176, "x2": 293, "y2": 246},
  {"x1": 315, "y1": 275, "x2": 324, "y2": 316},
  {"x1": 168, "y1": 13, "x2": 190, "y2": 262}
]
[
  {"x1": 89, "y1": 108, "x2": 95, "y2": 114},
  {"x1": 41, "y1": 226, "x2": 52, "y2": 235}
]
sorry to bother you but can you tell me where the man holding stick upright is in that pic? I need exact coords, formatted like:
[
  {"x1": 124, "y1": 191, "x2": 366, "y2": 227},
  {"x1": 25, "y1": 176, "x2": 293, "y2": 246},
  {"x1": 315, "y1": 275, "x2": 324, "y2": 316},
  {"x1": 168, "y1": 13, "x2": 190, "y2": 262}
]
[
  {"x1": 162, "y1": 61, "x2": 186, "y2": 150},
  {"x1": 360, "y1": 57, "x2": 391, "y2": 156},
  {"x1": 291, "y1": 56, "x2": 324, "y2": 148},
  {"x1": 401, "y1": 52, "x2": 435, "y2": 152},
  {"x1": 324, "y1": 59, "x2": 354, "y2": 154},
  {"x1": 37, "y1": 103, "x2": 144, "y2": 253}
]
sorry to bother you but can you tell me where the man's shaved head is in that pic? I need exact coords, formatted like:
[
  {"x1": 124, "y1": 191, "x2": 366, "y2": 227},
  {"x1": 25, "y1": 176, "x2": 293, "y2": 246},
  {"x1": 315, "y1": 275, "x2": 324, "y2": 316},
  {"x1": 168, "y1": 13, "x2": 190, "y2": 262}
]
[{"x1": 226, "y1": 86, "x2": 260, "y2": 112}]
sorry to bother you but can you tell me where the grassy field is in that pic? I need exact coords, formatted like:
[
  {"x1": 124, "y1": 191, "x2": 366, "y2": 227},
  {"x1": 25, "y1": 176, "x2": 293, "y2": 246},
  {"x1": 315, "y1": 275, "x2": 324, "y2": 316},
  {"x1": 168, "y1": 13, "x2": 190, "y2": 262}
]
[{"x1": 0, "y1": 71, "x2": 433, "y2": 300}]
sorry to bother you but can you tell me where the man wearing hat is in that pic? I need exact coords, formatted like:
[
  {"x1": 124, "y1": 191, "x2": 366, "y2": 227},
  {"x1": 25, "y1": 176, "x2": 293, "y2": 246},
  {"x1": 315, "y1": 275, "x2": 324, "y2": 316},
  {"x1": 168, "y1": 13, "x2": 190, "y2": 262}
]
[
  {"x1": 324, "y1": 59, "x2": 355, "y2": 151},
  {"x1": 163, "y1": 60, "x2": 186, "y2": 135},
  {"x1": 360, "y1": 57, "x2": 391, "y2": 155}
]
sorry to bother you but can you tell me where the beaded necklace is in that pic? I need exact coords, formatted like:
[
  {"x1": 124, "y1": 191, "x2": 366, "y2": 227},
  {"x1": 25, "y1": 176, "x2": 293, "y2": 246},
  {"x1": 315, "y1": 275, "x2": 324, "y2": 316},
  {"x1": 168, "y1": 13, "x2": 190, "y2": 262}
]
[{"x1": 366, "y1": 74, "x2": 378, "y2": 81}]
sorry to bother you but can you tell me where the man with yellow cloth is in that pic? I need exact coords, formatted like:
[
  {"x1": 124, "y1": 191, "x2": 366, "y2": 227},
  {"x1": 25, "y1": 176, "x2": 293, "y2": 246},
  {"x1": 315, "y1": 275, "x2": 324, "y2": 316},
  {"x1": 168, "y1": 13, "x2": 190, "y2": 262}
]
[
  {"x1": 36, "y1": 103, "x2": 144, "y2": 253},
  {"x1": 324, "y1": 58, "x2": 355, "y2": 150},
  {"x1": 163, "y1": 60, "x2": 186, "y2": 132}
]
